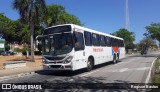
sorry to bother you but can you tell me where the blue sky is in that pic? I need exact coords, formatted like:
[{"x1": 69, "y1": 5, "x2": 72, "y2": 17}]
[{"x1": 0, "y1": 0, "x2": 160, "y2": 43}]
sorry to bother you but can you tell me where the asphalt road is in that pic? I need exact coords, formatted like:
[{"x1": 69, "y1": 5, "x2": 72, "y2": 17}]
[{"x1": 0, "y1": 51, "x2": 160, "y2": 91}]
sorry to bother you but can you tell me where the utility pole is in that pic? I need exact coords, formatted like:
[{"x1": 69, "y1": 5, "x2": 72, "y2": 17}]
[{"x1": 125, "y1": 0, "x2": 130, "y2": 31}]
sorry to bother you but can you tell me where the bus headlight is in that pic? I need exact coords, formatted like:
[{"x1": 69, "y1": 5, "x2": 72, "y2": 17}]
[
  {"x1": 43, "y1": 58, "x2": 49, "y2": 64},
  {"x1": 64, "y1": 56, "x2": 73, "y2": 64}
]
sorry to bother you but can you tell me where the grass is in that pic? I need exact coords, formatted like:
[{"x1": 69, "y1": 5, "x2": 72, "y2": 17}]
[
  {"x1": 153, "y1": 56, "x2": 160, "y2": 83},
  {"x1": 152, "y1": 57, "x2": 160, "y2": 92}
]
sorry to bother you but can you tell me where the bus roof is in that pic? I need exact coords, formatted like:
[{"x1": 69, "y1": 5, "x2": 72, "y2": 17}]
[{"x1": 45, "y1": 24, "x2": 124, "y2": 40}]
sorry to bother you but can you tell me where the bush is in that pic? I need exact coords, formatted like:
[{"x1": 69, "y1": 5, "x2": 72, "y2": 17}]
[{"x1": 14, "y1": 48, "x2": 23, "y2": 53}]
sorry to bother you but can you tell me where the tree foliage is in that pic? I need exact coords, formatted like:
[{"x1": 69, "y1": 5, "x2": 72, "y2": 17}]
[
  {"x1": 42, "y1": 4, "x2": 82, "y2": 27},
  {"x1": 0, "y1": 13, "x2": 12, "y2": 37},
  {"x1": 13, "y1": 0, "x2": 47, "y2": 62},
  {"x1": 1, "y1": 3, "x2": 82, "y2": 45},
  {"x1": 111, "y1": 29, "x2": 135, "y2": 49},
  {"x1": 146, "y1": 23, "x2": 160, "y2": 42},
  {"x1": 0, "y1": 16, "x2": 42, "y2": 45},
  {"x1": 0, "y1": 13, "x2": 15, "y2": 43},
  {"x1": 1, "y1": 3, "x2": 82, "y2": 58},
  {"x1": 138, "y1": 37, "x2": 157, "y2": 50}
]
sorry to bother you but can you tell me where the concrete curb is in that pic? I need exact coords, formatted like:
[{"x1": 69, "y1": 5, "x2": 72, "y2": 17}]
[
  {"x1": 145, "y1": 57, "x2": 159, "y2": 83},
  {"x1": 0, "y1": 65, "x2": 42, "y2": 81}
]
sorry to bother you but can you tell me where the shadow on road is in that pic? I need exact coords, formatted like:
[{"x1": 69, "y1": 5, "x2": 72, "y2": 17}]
[
  {"x1": 38, "y1": 77, "x2": 140, "y2": 92},
  {"x1": 35, "y1": 69, "x2": 86, "y2": 76}
]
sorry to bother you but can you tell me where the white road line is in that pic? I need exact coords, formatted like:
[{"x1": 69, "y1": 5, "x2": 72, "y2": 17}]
[
  {"x1": 80, "y1": 69, "x2": 100, "y2": 77},
  {"x1": 145, "y1": 58, "x2": 158, "y2": 83}
]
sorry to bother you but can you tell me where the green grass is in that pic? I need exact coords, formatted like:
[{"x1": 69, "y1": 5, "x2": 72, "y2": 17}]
[{"x1": 153, "y1": 57, "x2": 160, "y2": 83}]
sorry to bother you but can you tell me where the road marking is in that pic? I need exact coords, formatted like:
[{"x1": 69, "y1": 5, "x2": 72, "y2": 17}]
[
  {"x1": 145, "y1": 58, "x2": 158, "y2": 83},
  {"x1": 108, "y1": 68, "x2": 129, "y2": 72},
  {"x1": 103, "y1": 67, "x2": 150, "y2": 73},
  {"x1": 136, "y1": 67, "x2": 150, "y2": 70},
  {"x1": 119, "y1": 68, "x2": 129, "y2": 72},
  {"x1": 68, "y1": 79, "x2": 74, "y2": 82},
  {"x1": 80, "y1": 69, "x2": 100, "y2": 77},
  {"x1": 79, "y1": 66, "x2": 151, "y2": 77}
]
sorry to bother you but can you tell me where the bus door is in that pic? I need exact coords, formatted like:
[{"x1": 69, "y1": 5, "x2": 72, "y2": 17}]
[{"x1": 73, "y1": 29, "x2": 86, "y2": 69}]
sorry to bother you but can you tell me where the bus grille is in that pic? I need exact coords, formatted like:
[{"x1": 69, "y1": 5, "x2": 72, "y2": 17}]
[
  {"x1": 50, "y1": 65, "x2": 61, "y2": 68},
  {"x1": 45, "y1": 56, "x2": 65, "y2": 60}
]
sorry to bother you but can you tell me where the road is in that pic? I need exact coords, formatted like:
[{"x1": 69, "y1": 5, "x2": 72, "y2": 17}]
[{"x1": 0, "y1": 51, "x2": 160, "y2": 91}]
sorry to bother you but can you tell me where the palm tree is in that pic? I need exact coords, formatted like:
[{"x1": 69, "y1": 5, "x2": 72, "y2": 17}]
[{"x1": 13, "y1": 0, "x2": 46, "y2": 61}]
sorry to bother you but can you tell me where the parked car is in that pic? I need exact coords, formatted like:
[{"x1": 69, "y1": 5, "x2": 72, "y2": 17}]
[
  {"x1": 141, "y1": 49, "x2": 147, "y2": 55},
  {"x1": 0, "y1": 51, "x2": 5, "y2": 55},
  {"x1": 1, "y1": 51, "x2": 16, "y2": 56}
]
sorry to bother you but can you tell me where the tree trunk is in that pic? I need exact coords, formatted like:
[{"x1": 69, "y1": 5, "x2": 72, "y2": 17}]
[
  {"x1": 30, "y1": 21, "x2": 35, "y2": 62},
  {"x1": 26, "y1": 50, "x2": 29, "y2": 57}
]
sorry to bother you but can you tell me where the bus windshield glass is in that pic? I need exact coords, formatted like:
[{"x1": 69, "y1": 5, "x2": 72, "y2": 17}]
[
  {"x1": 43, "y1": 25, "x2": 71, "y2": 35},
  {"x1": 42, "y1": 33, "x2": 73, "y2": 55}
]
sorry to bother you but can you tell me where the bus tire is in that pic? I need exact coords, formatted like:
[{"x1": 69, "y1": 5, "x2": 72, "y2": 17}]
[
  {"x1": 87, "y1": 58, "x2": 93, "y2": 72},
  {"x1": 113, "y1": 55, "x2": 117, "y2": 64},
  {"x1": 117, "y1": 54, "x2": 119, "y2": 62}
]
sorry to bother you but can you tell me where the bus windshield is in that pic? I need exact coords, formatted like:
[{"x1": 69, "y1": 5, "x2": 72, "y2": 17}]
[{"x1": 42, "y1": 33, "x2": 73, "y2": 55}]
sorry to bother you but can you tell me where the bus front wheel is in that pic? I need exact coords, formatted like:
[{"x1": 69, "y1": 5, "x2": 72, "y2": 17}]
[{"x1": 87, "y1": 58, "x2": 93, "y2": 72}]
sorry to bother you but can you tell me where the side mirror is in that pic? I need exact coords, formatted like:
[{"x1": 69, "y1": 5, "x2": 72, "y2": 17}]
[{"x1": 36, "y1": 35, "x2": 43, "y2": 51}]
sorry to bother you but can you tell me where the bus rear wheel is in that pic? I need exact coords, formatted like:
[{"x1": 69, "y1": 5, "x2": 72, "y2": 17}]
[
  {"x1": 117, "y1": 55, "x2": 119, "y2": 62},
  {"x1": 113, "y1": 55, "x2": 117, "y2": 64},
  {"x1": 87, "y1": 58, "x2": 93, "y2": 72}
]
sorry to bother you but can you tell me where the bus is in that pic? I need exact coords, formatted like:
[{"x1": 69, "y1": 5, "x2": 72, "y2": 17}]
[{"x1": 37, "y1": 24, "x2": 125, "y2": 71}]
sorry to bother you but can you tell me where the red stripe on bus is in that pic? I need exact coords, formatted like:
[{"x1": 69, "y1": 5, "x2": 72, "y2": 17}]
[{"x1": 112, "y1": 47, "x2": 119, "y2": 53}]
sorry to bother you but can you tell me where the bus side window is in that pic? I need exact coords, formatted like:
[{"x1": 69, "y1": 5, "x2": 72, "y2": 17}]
[
  {"x1": 121, "y1": 40, "x2": 125, "y2": 47},
  {"x1": 74, "y1": 32, "x2": 85, "y2": 51},
  {"x1": 84, "y1": 31, "x2": 92, "y2": 46},
  {"x1": 106, "y1": 36, "x2": 111, "y2": 47},
  {"x1": 118, "y1": 40, "x2": 120, "y2": 47},
  {"x1": 110, "y1": 38, "x2": 114, "y2": 46},
  {"x1": 116, "y1": 39, "x2": 118, "y2": 47},
  {"x1": 100, "y1": 35, "x2": 106, "y2": 46},
  {"x1": 92, "y1": 33, "x2": 100, "y2": 46}
]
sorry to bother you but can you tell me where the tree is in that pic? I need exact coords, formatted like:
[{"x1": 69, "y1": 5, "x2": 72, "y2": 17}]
[
  {"x1": 13, "y1": 0, "x2": 47, "y2": 62},
  {"x1": 42, "y1": 4, "x2": 82, "y2": 27},
  {"x1": 60, "y1": 12, "x2": 82, "y2": 25},
  {"x1": 146, "y1": 23, "x2": 160, "y2": 42},
  {"x1": 0, "y1": 13, "x2": 12, "y2": 37},
  {"x1": 138, "y1": 37, "x2": 157, "y2": 50},
  {"x1": 111, "y1": 29, "x2": 135, "y2": 49},
  {"x1": 0, "y1": 13, "x2": 16, "y2": 43}
]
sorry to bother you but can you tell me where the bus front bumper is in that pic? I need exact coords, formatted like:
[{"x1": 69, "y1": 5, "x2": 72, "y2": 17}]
[{"x1": 43, "y1": 63, "x2": 73, "y2": 71}]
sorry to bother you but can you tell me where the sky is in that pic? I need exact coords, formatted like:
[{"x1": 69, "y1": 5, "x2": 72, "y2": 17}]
[{"x1": 0, "y1": 0, "x2": 160, "y2": 43}]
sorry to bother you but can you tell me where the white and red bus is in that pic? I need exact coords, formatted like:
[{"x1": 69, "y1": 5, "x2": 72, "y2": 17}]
[{"x1": 38, "y1": 24, "x2": 125, "y2": 71}]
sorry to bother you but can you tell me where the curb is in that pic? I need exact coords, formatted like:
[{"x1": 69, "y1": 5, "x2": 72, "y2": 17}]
[
  {"x1": 145, "y1": 57, "x2": 159, "y2": 83},
  {"x1": 0, "y1": 72, "x2": 35, "y2": 82}
]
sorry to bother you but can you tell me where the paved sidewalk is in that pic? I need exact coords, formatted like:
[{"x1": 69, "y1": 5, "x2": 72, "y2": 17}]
[{"x1": 0, "y1": 56, "x2": 43, "y2": 78}]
